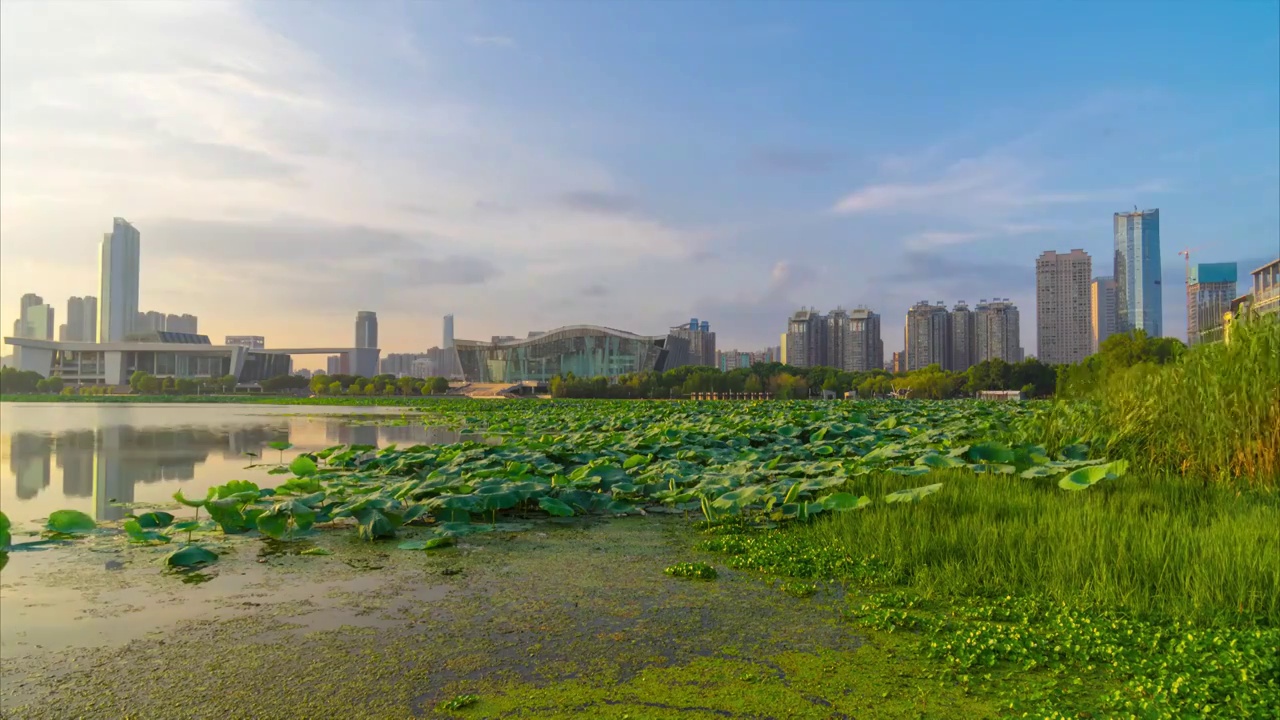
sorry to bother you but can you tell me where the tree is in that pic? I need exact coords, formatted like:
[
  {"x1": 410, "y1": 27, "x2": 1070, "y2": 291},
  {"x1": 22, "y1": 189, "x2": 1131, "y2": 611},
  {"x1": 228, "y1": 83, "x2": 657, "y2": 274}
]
[
  {"x1": 176, "y1": 378, "x2": 198, "y2": 394},
  {"x1": 219, "y1": 374, "x2": 238, "y2": 393},
  {"x1": 310, "y1": 374, "x2": 331, "y2": 395},
  {"x1": 129, "y1": 370, "x2": 148, "y2": 392},
  {"x1": 744, "y1": 375, "x2": 763, "y2": 394},
  {"x1": 139, "y1": 375, "x2": 161, "y2": 394},
  {"x1": 162, "y1": 377, "x2": 177, "y2": 394},
  {"x1": 396, "y1": 376, "x2": 418, "y2": 395},
  {"x1": 328, "y1": 381, "x2": 342, "y2": 395},
  {"x1": 430, "y1": 376, "x2": 451, "y2": 395}
]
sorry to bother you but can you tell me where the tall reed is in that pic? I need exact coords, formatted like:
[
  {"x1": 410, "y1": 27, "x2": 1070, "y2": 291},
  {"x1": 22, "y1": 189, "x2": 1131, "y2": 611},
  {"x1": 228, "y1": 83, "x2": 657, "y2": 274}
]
[{"x1": 1033, "y1": 316, "x2": 1279, "y2": 488}]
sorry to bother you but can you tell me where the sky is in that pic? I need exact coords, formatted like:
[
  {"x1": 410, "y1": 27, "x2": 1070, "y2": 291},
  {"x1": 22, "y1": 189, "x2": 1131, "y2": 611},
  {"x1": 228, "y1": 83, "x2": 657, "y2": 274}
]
[{"x1": 1, "y1": 0, "x2": 1277, "y2": 360}]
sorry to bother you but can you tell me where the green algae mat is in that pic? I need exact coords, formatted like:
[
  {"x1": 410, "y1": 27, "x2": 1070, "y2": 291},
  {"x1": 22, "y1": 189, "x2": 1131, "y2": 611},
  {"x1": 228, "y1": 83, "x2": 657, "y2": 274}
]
[{"x1": 1, "y1": 516, "x2": 997, "y2": 719}]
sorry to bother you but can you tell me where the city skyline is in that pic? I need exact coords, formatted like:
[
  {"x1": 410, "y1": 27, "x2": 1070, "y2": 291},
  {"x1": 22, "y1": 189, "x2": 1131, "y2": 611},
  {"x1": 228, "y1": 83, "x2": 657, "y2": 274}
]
[{"x1": 1, "y1": 1, "x2": 1276, "y2": 354}]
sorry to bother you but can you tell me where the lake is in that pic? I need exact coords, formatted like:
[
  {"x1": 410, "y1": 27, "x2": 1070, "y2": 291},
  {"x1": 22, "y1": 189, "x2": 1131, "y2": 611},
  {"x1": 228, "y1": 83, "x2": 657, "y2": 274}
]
[{"x1": 0, "y1": 402, "x2": 465, "y2": 526}]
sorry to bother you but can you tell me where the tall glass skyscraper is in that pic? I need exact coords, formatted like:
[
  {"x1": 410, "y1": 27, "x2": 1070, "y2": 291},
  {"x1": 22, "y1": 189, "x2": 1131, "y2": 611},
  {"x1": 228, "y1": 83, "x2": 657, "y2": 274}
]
[
  {"x1": 1113, "y1": 209, "x2": 1162, "y2": 337},
  {"x1": 355, "y1": 311, "x2": 379, "y2": 349},
  {"x1": 98, "y1": 218, "x2": 140, "y2": 343}
]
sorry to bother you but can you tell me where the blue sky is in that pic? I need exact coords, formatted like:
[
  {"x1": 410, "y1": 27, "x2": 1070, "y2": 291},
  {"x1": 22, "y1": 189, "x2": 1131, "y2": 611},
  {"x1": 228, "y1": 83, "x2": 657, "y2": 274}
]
[{"x1": 1, "y1": 0, "x2": 1277, "y2": 357}]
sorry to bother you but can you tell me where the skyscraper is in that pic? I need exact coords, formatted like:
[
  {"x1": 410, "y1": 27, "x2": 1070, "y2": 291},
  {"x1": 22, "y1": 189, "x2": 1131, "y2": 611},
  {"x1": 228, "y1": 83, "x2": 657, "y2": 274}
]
[
  {"x1": 780, "y1": 308, "x2": 881, "y2": 371},
  {"x1": 949, "y1": 302, "x2": 976, "y2": 371},
  {"x1": 1036, "y1": 249, "x2": 1093, "y2": 364},
  {"x1": 1187, "y1": 262, "x2": 1238, "y2": 345},
  {"x1": 974, "y1": 299, "x2": 1022, "y2": 364},
  {"x1": 904, "y1": 301, "x2": 949, "y2": 371},
  {"x1": 99, "y1": 217, "x2": 141, "y2": 343},
  {"x1": 1090, "y1": 277, "x2": 1117, "y2": 354},
  {"x1": 355, "y1": 311, "x2": 378, "y2": 349},
  {"x1": 65, "y1": 296, "x2": 97, "y2": 342},
  {"x1": 1114, "y1": 208, "x2": 1162, "y2": 337},
  {"x1": 24, "y1": 303, "x2": 54, "y2": 340}
]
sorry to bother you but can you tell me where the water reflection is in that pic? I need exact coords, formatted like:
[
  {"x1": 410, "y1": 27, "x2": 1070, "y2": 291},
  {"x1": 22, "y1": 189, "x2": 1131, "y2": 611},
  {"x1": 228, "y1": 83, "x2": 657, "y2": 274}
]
[{"x1": 0, "y1": 409, "x2": 467, "y2": 525}]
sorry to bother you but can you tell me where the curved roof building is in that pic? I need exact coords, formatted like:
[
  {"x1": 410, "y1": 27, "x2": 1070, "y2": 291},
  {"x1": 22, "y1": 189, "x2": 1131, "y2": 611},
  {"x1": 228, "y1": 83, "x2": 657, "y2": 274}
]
[{"x1": 453, "y1": 325, "x2": 692, "y2": 383}]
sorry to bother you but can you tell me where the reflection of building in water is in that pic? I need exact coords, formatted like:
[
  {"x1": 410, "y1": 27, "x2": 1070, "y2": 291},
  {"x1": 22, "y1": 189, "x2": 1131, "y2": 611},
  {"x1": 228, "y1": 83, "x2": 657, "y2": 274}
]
[
  {"x1": 11, "y1": 433, "x2": 52, "y2": 499},
  {"x1": 93, "y1": 426, "x2": 132, "y2": 521},
  {"x1": 324, "y1": 422, "x2": 465, "y2": 448},
  {"x1": 225, "y1": 426, "x2": 290, "y2": 458},
  {"x1": 57, "y1": 430, "x2": 95, "y2": 497},
  {"x1": 327, "y1": 424, "x2": 380, "y2": 447}
]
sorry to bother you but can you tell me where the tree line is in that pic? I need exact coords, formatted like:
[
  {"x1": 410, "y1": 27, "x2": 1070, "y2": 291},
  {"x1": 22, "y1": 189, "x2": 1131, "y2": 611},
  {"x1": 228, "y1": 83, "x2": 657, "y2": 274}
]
[
  {"x1": 307, "y1": 373, "x2": 451, "y2": 396},
  {"x1": 549, "y1": 331, "x2": 1186, "y2": 400}
]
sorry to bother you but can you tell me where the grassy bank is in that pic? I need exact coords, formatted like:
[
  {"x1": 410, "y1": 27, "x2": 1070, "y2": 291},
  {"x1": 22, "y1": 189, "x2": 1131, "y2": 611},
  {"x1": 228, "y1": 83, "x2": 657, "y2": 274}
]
[{"x1": 702, "y1": 470, "x2": 1280, "y2": 717}]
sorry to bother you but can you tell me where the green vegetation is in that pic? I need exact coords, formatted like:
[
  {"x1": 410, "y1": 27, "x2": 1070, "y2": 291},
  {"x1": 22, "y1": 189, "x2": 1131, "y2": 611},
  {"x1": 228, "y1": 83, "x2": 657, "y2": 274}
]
[
  {"x1": 4, "y1": 318, "x2": 1275, "y2": 717},
  {"x1": 664, "y1": 561, "x2": 718, "y2": 580},
  {"x1": 550, "y1": 356, "x2": 1060, "y2": 399}
]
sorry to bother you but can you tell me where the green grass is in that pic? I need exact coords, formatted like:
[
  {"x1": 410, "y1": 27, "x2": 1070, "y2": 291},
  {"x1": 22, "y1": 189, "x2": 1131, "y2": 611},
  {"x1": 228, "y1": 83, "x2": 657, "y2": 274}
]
[
  {"x1": 811, "y1": 470, "x2": 1280, "y2": 623},
  {"x1": 701, "y1": 473, "x2": 1280, "y2": 717}
]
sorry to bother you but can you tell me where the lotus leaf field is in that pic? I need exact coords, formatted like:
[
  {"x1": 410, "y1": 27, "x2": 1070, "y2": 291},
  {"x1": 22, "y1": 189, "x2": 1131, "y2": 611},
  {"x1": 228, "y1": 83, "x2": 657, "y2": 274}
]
[
  {"x1": 2, "y1": 401, "x2": 1127, "y2": 565},
  {"x1": 2, "y1": 399, "x2": 1276, "y2": 719}
]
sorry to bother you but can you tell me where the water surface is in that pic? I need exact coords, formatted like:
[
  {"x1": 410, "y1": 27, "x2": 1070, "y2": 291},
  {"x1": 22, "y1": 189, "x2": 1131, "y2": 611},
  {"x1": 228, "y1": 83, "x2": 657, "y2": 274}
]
[{"x1": 0, "y1": 402, "x2": 462, "y2": 526}]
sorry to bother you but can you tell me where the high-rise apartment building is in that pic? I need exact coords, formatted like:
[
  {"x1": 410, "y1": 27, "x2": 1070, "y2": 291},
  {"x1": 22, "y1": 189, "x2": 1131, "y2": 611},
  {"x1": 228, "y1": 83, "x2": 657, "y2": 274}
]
[
  {"x1": 949, "y1": 302, "x2": 976, "y2": 371},
  {"x1": 225, "y1": 336, "x2": 266, "y2": 350},
  {"x1": 786, "y1": 309, "x2": 824, "y2": 368},
  {"x1": 784, "y1": 308, "x2": 881, "y2": 370},
  {"x1": 904, "y1": 301, "x2": 949, "y2": 371},
  {"x1": 1090, "y1": 277, "x2": 1117, "y2": 354},
  {"x1": 974, "y1": 299, "x2": 1022, "y2": 364},
  {"x1": 355, "y1": 311, "x2": 378, "y2": 349},
  {"x1": 65, "y1": 296, "x2": 97, "y2": 342},
  {"x1": 890, "y1": 351, "x2": 904, "y2": 373},
  {"x1": 846, "y1": 308, "x2": 883, "y2": 372},
  {"x1": 1114, "y1": 209, "x2": 1162, "y2": 337},
  {"x1": 670, "y1": 319, "x2": 716, "y2": 367},
  {"x1": 1187, "y1": 262, "x2": 1238, "y2": 345},
  {"x1": 99, "y1": 217, "x2": 141, "y2": 343},
  {"x1": 1036, "y1": 249, "x2": 1093, "y2": 364}
]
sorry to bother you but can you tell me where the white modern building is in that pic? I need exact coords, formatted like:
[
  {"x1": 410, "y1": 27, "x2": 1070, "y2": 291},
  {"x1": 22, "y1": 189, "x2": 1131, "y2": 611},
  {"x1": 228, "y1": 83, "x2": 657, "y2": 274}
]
[
  {"x1": 3, "y1": 332, "x2": 379, "y2": 387},
  {"x1": 99, "y1": 218, "x2": 141, "y2": 343}
]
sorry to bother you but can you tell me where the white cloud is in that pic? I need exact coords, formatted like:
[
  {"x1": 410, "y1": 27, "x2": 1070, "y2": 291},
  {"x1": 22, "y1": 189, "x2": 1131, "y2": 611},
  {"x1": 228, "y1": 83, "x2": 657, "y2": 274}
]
[{"x1": 0, "y1": 1, "x2": 709, "y2": 349}]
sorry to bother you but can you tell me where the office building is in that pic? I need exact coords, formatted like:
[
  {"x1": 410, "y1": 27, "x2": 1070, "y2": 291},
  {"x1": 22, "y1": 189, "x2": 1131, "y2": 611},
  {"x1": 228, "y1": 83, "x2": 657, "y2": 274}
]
[
  {"x1": 890, "y1": 351, "x2": 904, "y2": 373},
  {"x1": 24, "y1": 303, "x2": 55, "y2": 341},
  {"x1": 99, "y1": 217, "x2": 141, "y2": 343},
  {"x1": 779, "y1": 333, "x2": 788, "y2": 365},
  {"x1": 949, "y1": 302, "x2": 976, "y2": 372},
  {"x1": 975, "y1": 299, "x2": 1022, "y2": 364},
  {"x1": 1090, "y1": 277, "x2": 1117, "y2": 354},
  {"x1": 669, "y1": 319, "x2": 716, "y2": 367},
  {"x1": 355, "y1": 311, "x2": 378, "y2": 348},
  {"x1": 1114, "y1": 209, "x2": 1162, "y2": 337},
  {"x1": 1036, "y1": 249, "x2": 1093, "y2": 364},
  {"x1": 1186, "y1": 263, "x2": 1238, "y2": 345},
  {"x1": 225, "y1": 336, "x2": 266, "y2": 350},
  {"x1": 904, "y1": 301, "x2": 949, "y2": 371}
]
